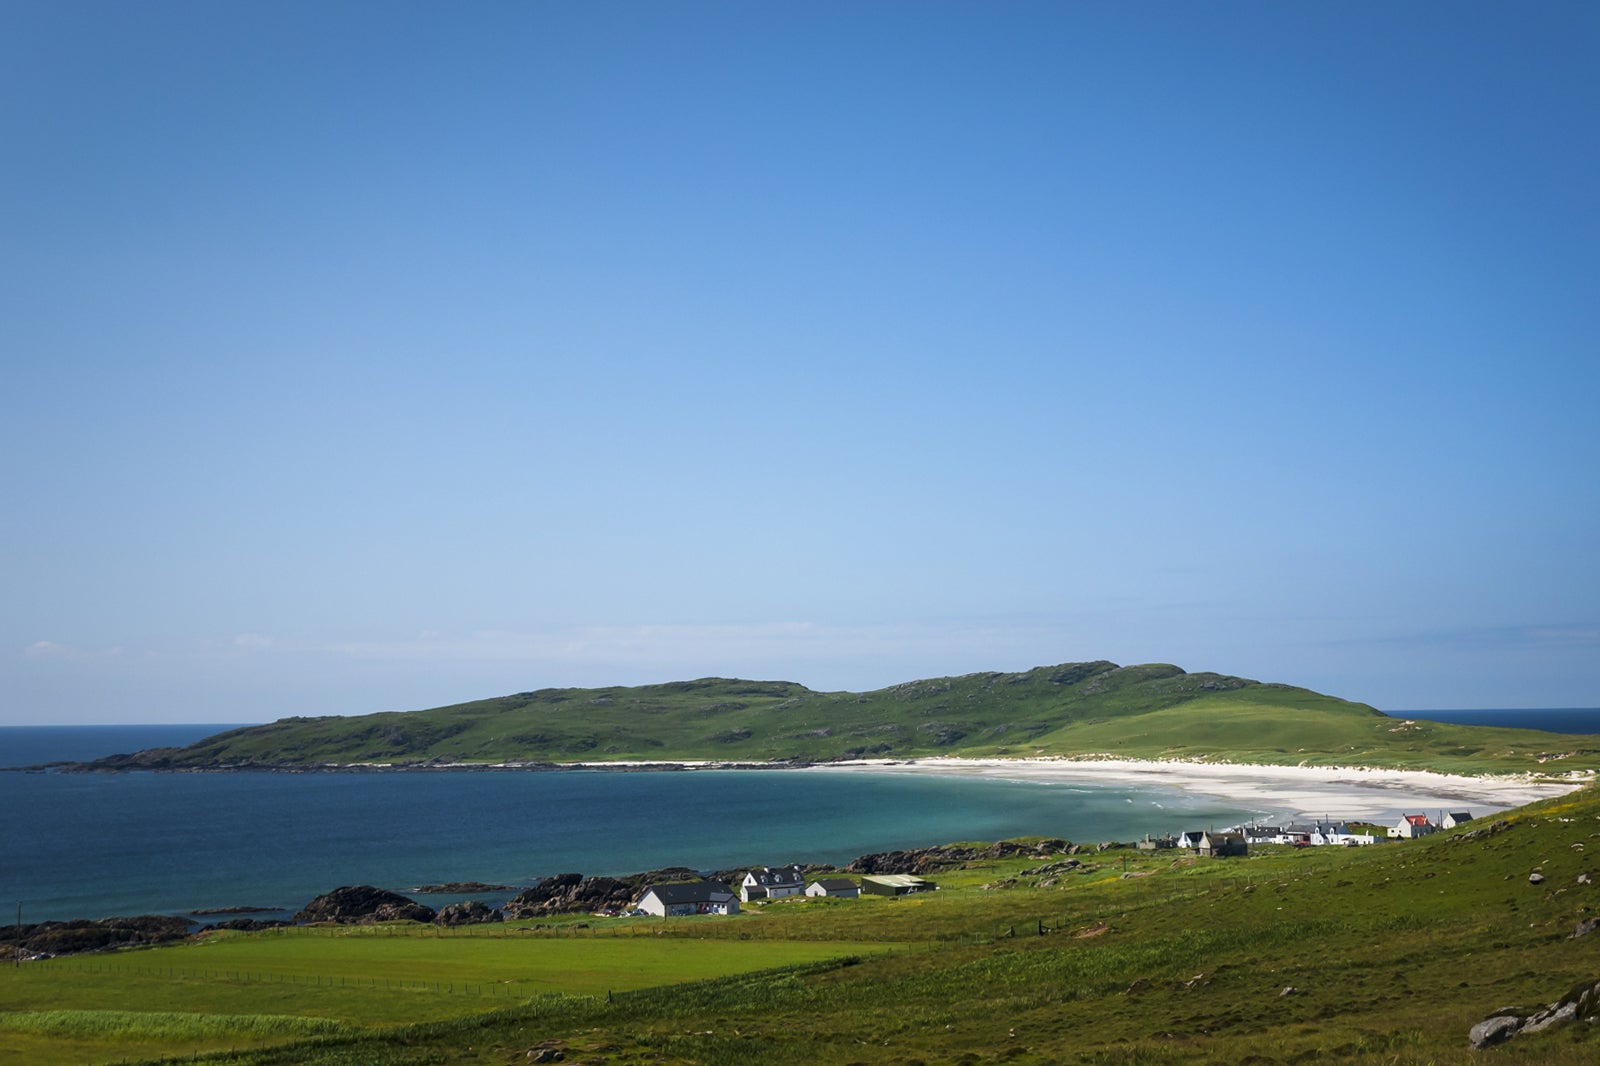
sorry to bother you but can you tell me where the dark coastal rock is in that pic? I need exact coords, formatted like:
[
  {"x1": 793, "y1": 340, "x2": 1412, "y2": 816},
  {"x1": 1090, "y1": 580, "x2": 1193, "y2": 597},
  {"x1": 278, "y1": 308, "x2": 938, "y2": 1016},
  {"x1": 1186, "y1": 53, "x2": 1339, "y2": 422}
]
[
  {"x1": 370, "y1": 901, "x2": 438, "y2": 923},
  {"x1": 847, "y1": 839, "x2": 1071, "y2": 876},
  {"x1": 204, "y1": 918, "x2": 291, "y2": 931},
  {"x1": 434, "y1": 900, "x2": 504, "y2": 926},
  {"x1": 504, "y1": 874, "x2": 629, "y2": 918},
  {"x1": 2, "y1": 915, "x2": 191, "y2": 958},
  {"x1": 503, "y1": 867, "x2": 703, "y2": 917},
  {"x1": 294, "y1": 885, "x2": 436, "y2": 925}
]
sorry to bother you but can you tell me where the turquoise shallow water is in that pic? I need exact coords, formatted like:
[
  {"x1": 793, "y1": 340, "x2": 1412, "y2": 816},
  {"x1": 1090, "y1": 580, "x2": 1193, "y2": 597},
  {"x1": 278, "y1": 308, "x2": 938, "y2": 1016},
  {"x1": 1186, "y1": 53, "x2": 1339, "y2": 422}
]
[{"x1": 0, "y1": 726, "x2": 1264, "y2": 923}]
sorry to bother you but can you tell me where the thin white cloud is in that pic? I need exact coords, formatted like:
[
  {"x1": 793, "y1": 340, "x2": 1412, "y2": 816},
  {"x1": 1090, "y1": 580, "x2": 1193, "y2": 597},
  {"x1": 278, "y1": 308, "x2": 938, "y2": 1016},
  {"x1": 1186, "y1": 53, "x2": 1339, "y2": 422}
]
[{"x1": 20, "y1": 640, "x2": 125, "y2": 661}]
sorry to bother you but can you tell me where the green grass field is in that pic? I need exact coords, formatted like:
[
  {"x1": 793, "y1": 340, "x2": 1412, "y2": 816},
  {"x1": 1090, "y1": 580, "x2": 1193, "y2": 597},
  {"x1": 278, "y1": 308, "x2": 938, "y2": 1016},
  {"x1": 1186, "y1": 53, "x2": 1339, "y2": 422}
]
[{"x1": 0, "y1": 924, "x2": 900, "y2": 1065}]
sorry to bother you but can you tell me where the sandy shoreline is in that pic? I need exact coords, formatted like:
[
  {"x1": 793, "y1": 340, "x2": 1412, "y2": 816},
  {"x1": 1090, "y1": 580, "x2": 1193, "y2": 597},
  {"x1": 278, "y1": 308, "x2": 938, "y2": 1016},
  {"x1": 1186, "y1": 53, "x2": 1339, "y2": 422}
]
[
  {"x1": 802, "y1": 756, "x2": 1593, "y2": 823},
  {"x1": 312, "y1": 755, "x2": 1593, "y2": 823}
]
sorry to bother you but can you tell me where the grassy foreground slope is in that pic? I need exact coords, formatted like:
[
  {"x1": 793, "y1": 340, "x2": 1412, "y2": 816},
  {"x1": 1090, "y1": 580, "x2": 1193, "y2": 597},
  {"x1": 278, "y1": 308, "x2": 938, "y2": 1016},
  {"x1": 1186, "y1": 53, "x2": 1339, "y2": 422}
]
[
  {"x1": 7, "y1": 785, "x2": 1600, "y2": 1064},
  {"x1": 93, "y1": 662, "x2": 1600, "y2": 773}
]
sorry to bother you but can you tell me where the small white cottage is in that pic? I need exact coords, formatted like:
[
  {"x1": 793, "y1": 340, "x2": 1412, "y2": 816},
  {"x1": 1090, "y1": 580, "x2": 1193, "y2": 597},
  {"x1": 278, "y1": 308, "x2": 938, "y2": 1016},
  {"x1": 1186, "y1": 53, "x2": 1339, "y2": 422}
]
[
  {"x1": 805, "y1": 877, "x2": 860, "y2": 898},
  {"x1": 1390, "y1": 814, "x2": 1436, "y2": 839}
]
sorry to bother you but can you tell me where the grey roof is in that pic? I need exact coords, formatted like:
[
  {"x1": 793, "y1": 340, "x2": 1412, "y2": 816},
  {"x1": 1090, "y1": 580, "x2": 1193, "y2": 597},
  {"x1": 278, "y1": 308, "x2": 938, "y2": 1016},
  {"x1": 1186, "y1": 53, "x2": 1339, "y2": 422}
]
[
  {"x1": 809, "y1": 878, "x2": 857, "y2": 891},
  {"x1": 640, "y1": 880, "x2": 734, "y2": 905}
]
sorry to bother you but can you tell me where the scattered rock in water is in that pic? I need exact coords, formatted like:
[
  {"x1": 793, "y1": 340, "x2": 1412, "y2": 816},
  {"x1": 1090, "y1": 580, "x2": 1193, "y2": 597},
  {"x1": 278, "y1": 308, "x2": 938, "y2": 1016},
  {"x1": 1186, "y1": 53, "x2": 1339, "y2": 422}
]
[
  {"x1": 412, "y1": 881, "x2": 514, "y2": 894},
  {"x1": 190, "y1": 905, "x2": 275, "y2": 916},
  {"x1": 295, "y1": 886, "x2": 437, "y2": 925}
]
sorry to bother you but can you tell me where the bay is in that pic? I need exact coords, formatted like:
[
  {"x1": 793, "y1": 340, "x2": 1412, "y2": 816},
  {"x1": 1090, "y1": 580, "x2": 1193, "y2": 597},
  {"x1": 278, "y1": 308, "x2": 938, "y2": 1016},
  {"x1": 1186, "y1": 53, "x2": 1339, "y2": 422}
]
[
  {"x1": 8, "y1": 710, "x2": 1592, "y2": 925},
  {"x1": 0, "y1": 726, "x2": 1260, "y2": 924}
]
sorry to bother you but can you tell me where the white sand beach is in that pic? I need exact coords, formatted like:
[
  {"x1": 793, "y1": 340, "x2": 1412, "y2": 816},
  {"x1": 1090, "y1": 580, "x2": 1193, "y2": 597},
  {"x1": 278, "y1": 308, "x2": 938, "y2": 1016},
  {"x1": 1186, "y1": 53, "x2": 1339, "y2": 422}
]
[{"x1": 808, "y1": 756, "x2": 1592, "y2": 823}]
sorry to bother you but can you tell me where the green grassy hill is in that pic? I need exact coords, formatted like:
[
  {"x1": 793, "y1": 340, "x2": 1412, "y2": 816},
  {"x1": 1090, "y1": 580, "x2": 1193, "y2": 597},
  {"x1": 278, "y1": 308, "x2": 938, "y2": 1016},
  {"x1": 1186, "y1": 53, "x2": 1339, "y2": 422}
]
[{"x1": 88, "y1": 662, "x2": 1600, "y2": 774}]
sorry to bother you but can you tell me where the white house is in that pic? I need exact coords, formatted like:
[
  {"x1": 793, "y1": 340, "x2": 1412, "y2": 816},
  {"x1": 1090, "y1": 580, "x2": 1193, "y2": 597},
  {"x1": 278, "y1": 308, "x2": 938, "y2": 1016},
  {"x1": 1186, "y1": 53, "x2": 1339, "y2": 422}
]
[
  {"x1": 1441, "y1": 811, "x2": 1473, "y2": 829},
  {"x1": 805, "y1": 877, "x2": 860, "y2": 898},
  {"x1": 741, "y1": 865, "x2": 807, "y2": 902},
  {"x1": 635, "y1": 880, "x2": 739, "y2": 917},
  {"x1": 1240, "y1": 819, "x2": 1376, "y2": 847}
]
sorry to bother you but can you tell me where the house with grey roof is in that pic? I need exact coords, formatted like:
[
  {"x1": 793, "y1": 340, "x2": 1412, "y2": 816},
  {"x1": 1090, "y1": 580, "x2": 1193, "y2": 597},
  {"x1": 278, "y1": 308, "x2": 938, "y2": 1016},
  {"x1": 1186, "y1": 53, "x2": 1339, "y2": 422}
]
[
  {"x1": 635, "y1": 880, "x2": 739, "y2": 917},
  {"x1": 1198, "y1": 830, "x2": 1247, "y2": 857},
  {"x1": 805, "y1": 877, "x2": 860, "y2": 898},
  {"x1": 741, "y1": 865, "x2": 807, "y2": 902}
]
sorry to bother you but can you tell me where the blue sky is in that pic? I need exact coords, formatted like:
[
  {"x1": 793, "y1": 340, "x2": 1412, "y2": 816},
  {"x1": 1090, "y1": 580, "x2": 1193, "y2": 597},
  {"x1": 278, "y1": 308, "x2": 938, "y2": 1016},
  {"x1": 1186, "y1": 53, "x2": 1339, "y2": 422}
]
[{"x1": 3, "y1": 2, "x2": 1596, "y2": 725}]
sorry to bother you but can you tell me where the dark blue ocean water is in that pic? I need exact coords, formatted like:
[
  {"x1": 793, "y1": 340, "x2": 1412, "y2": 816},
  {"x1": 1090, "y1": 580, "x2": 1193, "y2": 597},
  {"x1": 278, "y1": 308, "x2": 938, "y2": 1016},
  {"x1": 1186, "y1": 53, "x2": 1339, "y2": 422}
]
[
  {"x1": 0, "y1": 725, "x2": 1259, "y2": 924},
  {"x1": 1394, "y1": 708, "x2": 1600, "y2": 734},
  {"x1": 0, "y1": 723, "x2": 249, "y2": 767}
]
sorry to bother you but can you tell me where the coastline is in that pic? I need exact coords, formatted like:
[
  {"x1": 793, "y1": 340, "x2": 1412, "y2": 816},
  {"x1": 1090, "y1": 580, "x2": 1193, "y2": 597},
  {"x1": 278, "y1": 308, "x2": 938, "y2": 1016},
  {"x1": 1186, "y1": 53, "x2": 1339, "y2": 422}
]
[
  {"x1": 34, "y1": 753, "x2": 1593, "y2": 824},
  {"x1": 803, "y1": 756, "x2": 1592, "y2": 822}
]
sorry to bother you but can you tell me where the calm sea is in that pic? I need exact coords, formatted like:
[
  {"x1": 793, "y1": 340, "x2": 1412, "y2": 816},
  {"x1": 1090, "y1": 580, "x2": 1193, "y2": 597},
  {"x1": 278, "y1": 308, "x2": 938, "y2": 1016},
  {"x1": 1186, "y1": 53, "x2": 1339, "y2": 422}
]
[
  {"x1": 4, "y1": 710, "x2": 1593, "y2": 925},
  {"x1": 0, "y1": 724, "x2": 1257, "y2": 924},
  {"x1": 1394, "y1": 708, "x2": 1600, "y2": 734}
]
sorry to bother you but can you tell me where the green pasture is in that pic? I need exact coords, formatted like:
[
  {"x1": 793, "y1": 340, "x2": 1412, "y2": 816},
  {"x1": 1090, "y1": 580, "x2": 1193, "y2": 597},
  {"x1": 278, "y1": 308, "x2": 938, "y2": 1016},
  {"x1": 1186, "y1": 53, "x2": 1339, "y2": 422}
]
[
  {"x1": 1026, "y1": 688, "x2": 1599, "y2": 772},
  {"x1": 0, "y1": 925, "x2": 899, "y2": 1065}
]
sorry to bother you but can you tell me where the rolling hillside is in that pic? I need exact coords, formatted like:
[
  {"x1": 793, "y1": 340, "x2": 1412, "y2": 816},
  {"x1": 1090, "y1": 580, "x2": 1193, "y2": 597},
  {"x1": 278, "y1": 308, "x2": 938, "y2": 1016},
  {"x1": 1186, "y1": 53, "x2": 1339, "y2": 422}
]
[{"x1": 79, "y1": 662, "x2": 1600, "y2": 774}]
